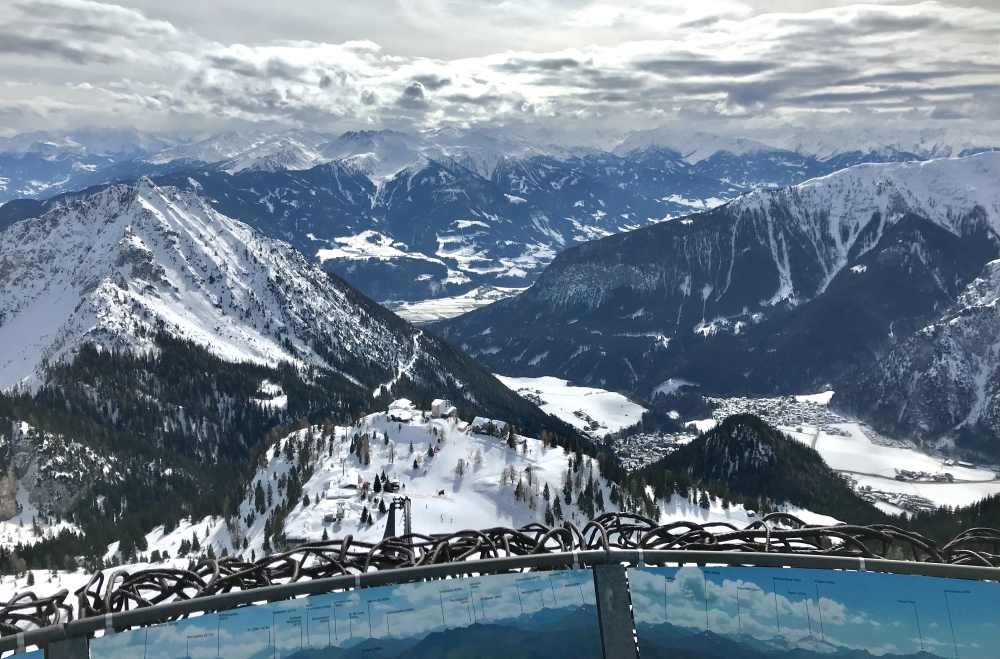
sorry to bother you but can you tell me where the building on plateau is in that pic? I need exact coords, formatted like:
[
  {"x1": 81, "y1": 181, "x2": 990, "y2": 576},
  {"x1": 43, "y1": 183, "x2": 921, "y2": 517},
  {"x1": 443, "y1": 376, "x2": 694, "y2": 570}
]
[{"x1": 431, "y1": 399, "x2": 458, "y2": 419}]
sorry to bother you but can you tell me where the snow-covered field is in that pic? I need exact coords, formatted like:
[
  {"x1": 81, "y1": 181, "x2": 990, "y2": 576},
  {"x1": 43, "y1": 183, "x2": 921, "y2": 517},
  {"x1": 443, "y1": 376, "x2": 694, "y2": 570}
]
[
  {"x1": 850, "y1": 474, "x2": 1000, "y2": 510},
  {"x1": 784, "y1": 423, "x2": 995, "y2": 480},
  {"x1": 387, "y1": 286, "x2": 527, "y2": 323},
  {"x1": 315, "y1": 230, "x2": 444, "y2": 266},
  {"x1": 495, "y1": 374, "x2": 646, "y2": 437},
  {"x1": 783, "y1": 421, "x2": 1000, "y2": 510}
]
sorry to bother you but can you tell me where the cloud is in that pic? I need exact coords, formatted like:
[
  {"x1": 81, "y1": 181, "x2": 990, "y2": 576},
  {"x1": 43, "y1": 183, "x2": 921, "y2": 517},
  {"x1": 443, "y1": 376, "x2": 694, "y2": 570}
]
[
  {"x1": 412, "y1": 74, "x2": 451, "y2": 91},
  {"x1": 0, "y1": 0, "x2": 189, "y2": 67},
  {"x1": 633, "y1": 56, "x2": 778, "y2": 78},
  {"x1": 930, "y1": 106, "x2": 969, "y2": 119},
  {"x1": 444, "y1": 93, "x2": 506, "y2": 107},
  {"x1": 495, "y1": 57, "x2": 584, "y2": 73},
  {"x1": 0, "y1": 0, "x2": 998, "y2": 144},
  {"x1": 0, "y1": 32, "x2": 122, "y2": 64},
  {"x1": 397, "y1": 82, "x2": 429, "y2": 109}
]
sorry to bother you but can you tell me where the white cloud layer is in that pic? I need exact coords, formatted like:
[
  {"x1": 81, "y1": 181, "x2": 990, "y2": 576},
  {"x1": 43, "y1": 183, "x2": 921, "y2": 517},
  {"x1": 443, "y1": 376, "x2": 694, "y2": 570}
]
[{"x1": 1, "y1": 0, "x2": 999, "y2": 146}]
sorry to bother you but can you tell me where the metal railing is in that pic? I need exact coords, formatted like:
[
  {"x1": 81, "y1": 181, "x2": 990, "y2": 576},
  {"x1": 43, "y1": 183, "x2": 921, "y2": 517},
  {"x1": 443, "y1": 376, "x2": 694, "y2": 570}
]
[{"x1": 3, "y1": 512, "x2": 999, "y2": 656}]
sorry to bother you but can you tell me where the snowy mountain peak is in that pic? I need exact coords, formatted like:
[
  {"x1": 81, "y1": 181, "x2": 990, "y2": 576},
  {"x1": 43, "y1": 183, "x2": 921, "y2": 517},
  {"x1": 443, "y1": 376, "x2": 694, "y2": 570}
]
[
  {"x1": 614, "y1": 128, "x2": 779, "y2": 163},
  {"x1": 725, "y1": 152, "x2": 1000, "y2": 294},
  {"x1": 0, "y1": 178, "x2": 414, "y2": 389},
  {"x1": 741, "y1": 151, "x2": 1000, "y2": 230}
]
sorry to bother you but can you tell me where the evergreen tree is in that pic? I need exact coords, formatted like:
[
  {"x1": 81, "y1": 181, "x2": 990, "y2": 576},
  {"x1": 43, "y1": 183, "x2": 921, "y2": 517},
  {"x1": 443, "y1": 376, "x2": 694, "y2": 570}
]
[{"x1": 553, "y1": 497, "x2": 563, "y2": 520}]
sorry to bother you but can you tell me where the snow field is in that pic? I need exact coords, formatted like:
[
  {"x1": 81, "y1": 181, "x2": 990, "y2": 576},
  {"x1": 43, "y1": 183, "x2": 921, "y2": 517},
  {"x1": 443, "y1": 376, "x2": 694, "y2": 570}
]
[
  {"x1": 388, "y1": 286, "x2": 527, "y2": 323},
  {"x1": 495, "y1": 374, "x2": 646, "y2": 438},
  {"x1": 783, "y1": 422, "x2": 1000, "y2": 508}
]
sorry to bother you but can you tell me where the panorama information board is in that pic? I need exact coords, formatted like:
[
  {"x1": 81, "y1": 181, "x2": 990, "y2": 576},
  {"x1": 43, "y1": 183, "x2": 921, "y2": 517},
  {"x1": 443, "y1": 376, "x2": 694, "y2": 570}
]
[
  {"x1": 630, "y1": 565, "x2": 1000, "y2": 658},
  {"x1": 90, "y1": 569, "x2": 602, "y2": 658}
]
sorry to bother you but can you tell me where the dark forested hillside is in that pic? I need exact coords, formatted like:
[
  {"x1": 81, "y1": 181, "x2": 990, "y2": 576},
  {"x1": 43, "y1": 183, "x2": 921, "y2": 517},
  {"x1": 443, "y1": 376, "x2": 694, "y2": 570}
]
[
  {"x1": 640, "y1": 414, "x2": 887, "y2": 525},
  {"x1": 0, "y1": 332, "x2": 591, "y2": 567}
]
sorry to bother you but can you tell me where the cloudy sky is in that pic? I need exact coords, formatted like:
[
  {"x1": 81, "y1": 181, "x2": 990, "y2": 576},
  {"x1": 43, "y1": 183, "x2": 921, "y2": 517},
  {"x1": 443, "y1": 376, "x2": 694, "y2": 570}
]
[{"x1": 2, "y1": 0, "x2": 1000, "y2": 147}]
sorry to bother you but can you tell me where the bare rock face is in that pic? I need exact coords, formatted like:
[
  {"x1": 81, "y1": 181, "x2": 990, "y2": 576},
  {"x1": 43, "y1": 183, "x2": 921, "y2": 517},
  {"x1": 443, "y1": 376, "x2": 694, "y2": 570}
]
[
  {"x1": 837, "y1": 259, "x2": 1000, "y2": 459},
  {"x1": 0, "y1": 464, "x2": 16, "y2": 519},
  {"x1": 0, "y1": 420, "x2": 19, "y2": 518},
  {"x1": 0, "y1": 417, "x2": 118, "y2": 520}
]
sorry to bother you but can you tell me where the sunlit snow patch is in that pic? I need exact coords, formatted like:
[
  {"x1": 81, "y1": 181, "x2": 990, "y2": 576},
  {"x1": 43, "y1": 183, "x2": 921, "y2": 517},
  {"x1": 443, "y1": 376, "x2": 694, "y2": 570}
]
[{"x1": 495, "y1": 374, "x2": 646, "y2": 437}]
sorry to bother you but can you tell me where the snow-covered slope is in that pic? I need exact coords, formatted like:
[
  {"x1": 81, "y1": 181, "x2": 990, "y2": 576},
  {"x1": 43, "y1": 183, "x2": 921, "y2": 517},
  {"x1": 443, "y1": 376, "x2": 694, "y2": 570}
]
[
  {"x1": 729, "y1": 152, "x2": 1000, "y2": 291},
  {"x1": 145, "y1": 130, "x2": 323, "y2": 170},
  {"x1": 616, "y1": 125, "x2": 1000, "y2": 163},
  {"x1": 543, "y1": 152, "x2": 1000, "y2": 313},
  {"x1": 0, "y1": 175, "x2": 577, "y2": 442},
  {"x1": 0, "y1": 178, "x2": 419, "y2": 389},
  {"x1": 0, "y1": 405, "x2": 842, "y2": 613},
  {"x1": 387, "y1": 286, "x2": 528, "y2": 324},
  {"x1": 113, "y1": 401, "x2": 815, "y2": 562}
]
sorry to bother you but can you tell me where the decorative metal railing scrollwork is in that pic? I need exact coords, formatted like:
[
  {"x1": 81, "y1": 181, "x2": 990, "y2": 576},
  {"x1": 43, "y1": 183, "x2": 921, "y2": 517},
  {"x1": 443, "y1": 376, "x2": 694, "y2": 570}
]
[{"x1": 3, "y1": 512, "x2": 999, "y2": 637}]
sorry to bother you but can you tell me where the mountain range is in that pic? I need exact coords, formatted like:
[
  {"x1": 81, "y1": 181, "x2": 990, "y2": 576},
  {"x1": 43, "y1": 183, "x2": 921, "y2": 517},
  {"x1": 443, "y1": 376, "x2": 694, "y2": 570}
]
[
  {"x1": 437, "y1": 152, "x2": 1000, "y2": 457},
  {"x1": 3, "y1": 127, "x2": 991, "y2": 312}
]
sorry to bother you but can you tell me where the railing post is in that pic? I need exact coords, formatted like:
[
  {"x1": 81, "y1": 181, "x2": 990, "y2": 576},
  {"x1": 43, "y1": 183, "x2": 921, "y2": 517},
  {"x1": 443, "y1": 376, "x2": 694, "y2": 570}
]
[
  {"x1": 45, "y1": 637, "x2": 88, "y2": 659},
  {"x1": 592, "y1": 564, "x2": 638, "y2": 659}
]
